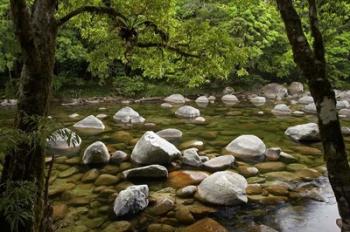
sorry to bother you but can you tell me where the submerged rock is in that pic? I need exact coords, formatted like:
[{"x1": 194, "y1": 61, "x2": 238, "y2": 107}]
[
  {"x1": 161, "y1": 102, "x2": 173, "y2": 108},
  {"x1": 175, "y1": 106, "x2": 200, "y2": 118},
  {"x1": 225, "y1": 135, "x2": 266, "y2": 162},
  {"x1": 285, "y1": 123, "x2": 320, "y2": 142},
  {"x1": 113, "y1": 185, "x2": 149, "y2": 217},
  {"x1": 167, "y1": 170, "x2": 209, "y2": 188},
  {"x1": 298, "y1": 96, "x2": 314, "y2": 105},
  {"x1": 184, "y1": 218, "x2": 228, "y2": 232},
  {"x1": 82, "y1": 141, "x2": 110, "y2": 164},
  {"x1": 47, "y1": 128, "x2": 81, "y2": 155},
  {"x1": 156, "y1": 128, "x2": 183, "y2": 144},
  {"x1": 122, "y1": 165, "x2": 168, "y2": 179},
  {"x1": 131, "y1": 131, "x2": 181, "y2": 164},
  {"x1": 197, "y1": 171, "x2": 248, "y2": 205}
]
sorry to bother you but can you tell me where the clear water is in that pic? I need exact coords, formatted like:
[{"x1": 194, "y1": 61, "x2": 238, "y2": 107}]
[{"x1": 0, "y1": 100, "x2": 347, "y2": 232}]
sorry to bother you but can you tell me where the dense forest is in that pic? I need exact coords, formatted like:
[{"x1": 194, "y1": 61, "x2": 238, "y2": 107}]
[
  {"x1": 0, "y1": 0, "x2": 350, "y2": 232},
  {"x1": 0, "y1": 0, "x2": 349, "y2": 97}
]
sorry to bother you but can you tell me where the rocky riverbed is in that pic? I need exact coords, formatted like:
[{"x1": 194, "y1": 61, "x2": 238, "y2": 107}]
[{"x1": 0, "y1": 83, "x2": 348, "y2": 232}]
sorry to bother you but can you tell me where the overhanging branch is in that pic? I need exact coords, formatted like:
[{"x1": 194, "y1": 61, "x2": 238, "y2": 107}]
[
  {"x1": 136, "y1": 42, "x2": 199, "y2": 58},
  {"x1": 56, "y1": 6, "x2": 127, "y2": 27}
]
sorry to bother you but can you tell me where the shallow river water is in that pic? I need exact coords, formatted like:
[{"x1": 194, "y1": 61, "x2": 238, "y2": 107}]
[{"x1": 0, "y1": 99, "x2": 346, "y2": 232}]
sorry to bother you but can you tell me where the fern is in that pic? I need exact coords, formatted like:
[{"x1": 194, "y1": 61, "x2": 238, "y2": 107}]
[{"x1": 0, "y1": 181, "x2": 36, "y2": 232}]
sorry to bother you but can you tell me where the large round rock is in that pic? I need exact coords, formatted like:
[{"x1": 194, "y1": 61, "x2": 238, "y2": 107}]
[
  {"x1": 271, "y1": 104, "x2": 291, "y2": 116},
  {"x1": 288, "y1": 82, "x2": 304, "y2": 96},
  {"x1": 82, "y1": 141, "x2": 110, "y2": 164},
  {"x1": 113, "y1": 106, "x2": 144, "y2": 124},
  {"x1": 131, "y1": 131, "x2": 181, "y2": 164},
  {"x1": 164, "y1": 94, "x2": 186, "y2": 104},
  {"x1": 197, "y1": 171, "x2": 248, "y2": 205},
  {"x1": 221, "y1": 94, "x2": 239, "y2": 106},
  {"x1": 285, "y1": 123, "x2": 320, "y2": 142},
  {"x1": 225, "y1": 135, "x2": 266, "y2": 162},
  {"x1": 262, "y1": 83, "x2": 288, "y2": 99},
  {"x1": 175, "y1": 106, "x2": 200, "y2": 118},
  {"x1": 73, "y1": 115, "x2": 105, "y2": 134},
  {"x1": 113, "y1": 185, "x2": 149, "y2": 217}
]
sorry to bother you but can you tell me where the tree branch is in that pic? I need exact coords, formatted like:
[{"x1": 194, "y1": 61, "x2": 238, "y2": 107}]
[
  {"x1": 136, "y1": 42, "x2": 200, "y2": 58},
  {"x1": 56, "y1": 6, "x2": 127, "y2": 27}
]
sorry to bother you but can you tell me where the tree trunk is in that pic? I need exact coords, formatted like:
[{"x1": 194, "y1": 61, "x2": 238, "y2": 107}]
[
  {"x1": 0, "y1": 0, "x2": 57, "y2": 231},
  {"x1": 276, "y1": 0, "x2": 350, "y2": 231}
]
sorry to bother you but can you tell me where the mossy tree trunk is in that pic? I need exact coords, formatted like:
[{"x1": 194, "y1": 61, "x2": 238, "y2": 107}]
[
  {"x1": 276, "y1": 0, "x2": 350, "y2": 231},
  {"x1": 0, "y1": 0, "x2": 57, "y2": 231},
  {"x1": 0, "y1": 1, "x2": 130, "y2": 231}
]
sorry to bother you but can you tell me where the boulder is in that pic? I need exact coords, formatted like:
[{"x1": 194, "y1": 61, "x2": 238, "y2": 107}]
[
  {"x1": 113, "y1": 107, "x2": 145, "y2": 124},
  {"x1": 122, "y1": 165, "x2": 168, "y2": 179},
  {"x1": 208, "y1": 96, "x2": 216, "y2": 103},
  {"x1": 113, "y1": 185, "x2": 149, "y2": 217},
  {"x1": 197, "y1": 171, "x2": 248, "y2": 205},
  {"x1": 304, "y1": 103, "x2": 317, "y2": 114},
  {"x1": 250, "y1": 96, "x2": 266, "y2": 106},
  {"x1": 182, "y1": 148, "x2": 202, "y2": 167},
  {"x1": 223, "y1": 87, "x2": 235, "y2": 95},
  {"x1": 221, "y1": 94, "x2": 239, "y2": 106},
  {"x1": 337, "y1": 100, "x2": 350, "y2": 110},
  {"x1": 82, "y1": 141, "x2": 110, "y2": 164},
  {"x1": 131, "y1": 131, "x2": 181, "y2": 164},
  {"x1": 339, "y1": 108, "x2": 350, "y2": 118},
  {"x1": 73, "y1": 115, "x2": 105, "y2": 134},
  {"x1": 156, "y1": 128, "x2": 183, "y2": 144},
  {"x1": 262, "y1": 83, "x2": 288, "y2": 99},
  {"x1": 225, "y1": 135, "x2": 266, "y2": 162},
  {"x1": 175, "y1": 106, "x2": 200, "y2": 118},
  {"x1": 47, "y1": 128, "x2": 81, "y2": 155},
  {"x1": 288, "y1": 82, "x2": 304, "y2": 95},
  {"x1": 298, "y1": 96, "x2": 314, "y2": 105},
  {"x1": 195, "y1": 96, "x2": 209, "y2": 107},
  {"x1": 203, "y1": 155, "x2": 235, "y2": 171},
  {"x1": 164, "y1": 94, "x2": 186, "y2": 104},
  {"x1": 271, "y1": 104, "x2": 291, "y2": 116},
  {"x1": 285, "y1": 123, "x2": 320, "y2": 142}
]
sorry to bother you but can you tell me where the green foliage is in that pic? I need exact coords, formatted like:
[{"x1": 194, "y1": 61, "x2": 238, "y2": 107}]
[
  {"x1": 0, "y1": 0, "x2": 20, "y2": 73},
  {"x1": 0, "y1": 0, "x2": 349, "y2": 92},
  {"x1": 0, "y1": 181, "x2": 36, "y2": 232}
]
